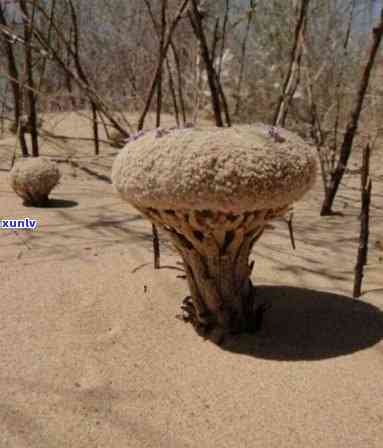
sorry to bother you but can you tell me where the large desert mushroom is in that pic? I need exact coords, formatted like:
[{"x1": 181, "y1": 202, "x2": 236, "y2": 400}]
[
  {"x1": 112, "y1": 124, "x2": 316, "y2": 335},
  {"x1": 10, "y1": 157, "x2": 61, "y2": 206}
]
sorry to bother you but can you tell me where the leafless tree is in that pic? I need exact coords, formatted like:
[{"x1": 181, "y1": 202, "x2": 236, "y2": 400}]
[
  {"x1": 320, "y1": 5, "x2": 383, "y2": 215},
  {"x1": 0, "y1": 2, "x2": 29, "y2": 156}
]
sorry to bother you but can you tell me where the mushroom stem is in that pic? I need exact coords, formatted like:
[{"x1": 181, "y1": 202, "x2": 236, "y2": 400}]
[
  {"x1": 138, "y1": 206, "x2": 288, "y2": 334},
  {"x1": 179, "y1": 229, "x2": 262, "y2": 332}
]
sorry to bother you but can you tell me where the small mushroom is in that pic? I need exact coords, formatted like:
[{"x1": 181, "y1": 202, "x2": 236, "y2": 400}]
[
  {"x1": 112, "y1": 124, "x2": 317, "y2": 336},
  {"x1": 10, "y1": 157, "x2": 61, "y2": 206}
]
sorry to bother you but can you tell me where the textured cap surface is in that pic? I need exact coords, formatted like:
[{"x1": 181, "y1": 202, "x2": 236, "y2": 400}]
[
  {"x1": 10, "y1": 157, "x2": 61, "y2": 198},
  {"x1": 112, "y1": 124, "x2": 317, "y2": 213}
]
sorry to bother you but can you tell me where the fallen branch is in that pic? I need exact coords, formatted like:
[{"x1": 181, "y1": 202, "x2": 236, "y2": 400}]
[{"x1": 39, "y1": 129, "x2": 111, "y2": 145}]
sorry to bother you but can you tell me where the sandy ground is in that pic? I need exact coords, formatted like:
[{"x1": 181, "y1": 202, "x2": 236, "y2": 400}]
[{"x1": 0, "y1": 113, "x2": 382, "y2": 447}]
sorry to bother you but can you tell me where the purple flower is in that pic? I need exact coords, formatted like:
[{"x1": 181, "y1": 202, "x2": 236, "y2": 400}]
[
  {"x1": 268, "y1": 126, "x2": 286, "y2": 143},
  {"x1": 126, "y1": 123, "x2": 195, "y2": 144}
]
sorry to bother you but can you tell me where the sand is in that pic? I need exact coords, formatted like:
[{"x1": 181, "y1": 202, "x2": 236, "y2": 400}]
[{"x1": 0, "y1": 113, "x2": 382, "y2": 447}]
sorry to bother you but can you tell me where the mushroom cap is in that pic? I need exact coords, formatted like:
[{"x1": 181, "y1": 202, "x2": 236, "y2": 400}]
[
  {"x1": 112, "y1": 124, "x2": 317, "y2": 213},
  {"x1": 10, "y1": 157, "x2": 61, "y2": 200}
]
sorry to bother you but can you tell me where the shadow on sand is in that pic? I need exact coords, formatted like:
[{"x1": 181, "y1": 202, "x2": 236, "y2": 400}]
[
  {"x1": 222, "y1": 285, "x2": 383, "y2": 361},
  {"x1": 24, "y1": 198, "x2": 79, "y2": 209}
]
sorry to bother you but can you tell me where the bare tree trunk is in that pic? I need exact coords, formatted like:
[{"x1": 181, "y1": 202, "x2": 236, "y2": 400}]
[
  {"x1": 143, "y1": 0, "x2": 182, "y2": 127},
  {"x1": 273, "y1": 0, "x2": 309, "y2": 127},
  {"x1": 189, "y1": 0, "x2": 223, "y2": 126},
  {"x1": 37, "y1": 0, "x2": 56, "y2": 94},
  {"x1": 217, "y1": 0, "x2": 230, "y2": 81},
  {"x1": 234, "y1": 0, "x2": 255, "y2": 117},
  {"x1": 143, "y1": 0, "x2": 177, "y2": 269},
  {"x1": 19, "y1": 0, "x2": 39, "y2": 157},
  {"x1": 188, "y1": 0, "x2": 231, "y2": 127},
  {"x1": 137, "y1": 0, "x2": 190, "y2": 131},
  {"x1": 154, "y1": 0, "x2": 169, "y2": 268},
  {"x1": 329, "y1": 1, "x2": 356, "y2": 186},
  {"x1": 0, "y1": 84, "x2": 7, "y2": 136},
  {"x1": 210, "y1": 17, "x2": 220, "y2": 63},
  {"x1": 67, "y1": 0, "x2": 101, "y2": 155},
  {"x1": 304, "y1": 65, "x2": 329, "y2": 194},
  {"x1": 156, "y1": 0, "x2": 168, "y2": 128},
  {"x1": 320, "y1": 6, "x2": 383, "y2": 216},
  {"x1": 167, "y1": 58, "x2": 180, "y2": 126},
  {"x1": 170, "y1": 43, "x2": 187, "y2": 125},
  {"x1": 0, "y1": 5, "x2": 29, "y2": 157},
  {"x1": 353, "y1": 144, "x2": 372, "y2": 298},
  {"x1": 91, "y1": 102, "x2": 99, "y2": 155},
  {"x1": 152, "y1": 224, "x2": 161, "y2": 270}
]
